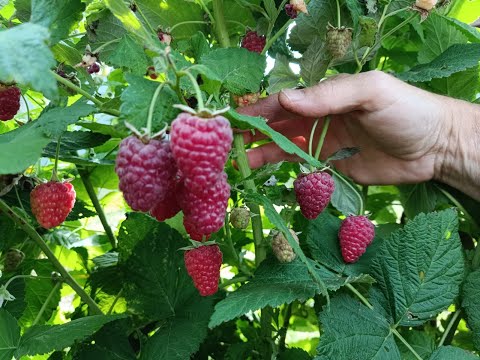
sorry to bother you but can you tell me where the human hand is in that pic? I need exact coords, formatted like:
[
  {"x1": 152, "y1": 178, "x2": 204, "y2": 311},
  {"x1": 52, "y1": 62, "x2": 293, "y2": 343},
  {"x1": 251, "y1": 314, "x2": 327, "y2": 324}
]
[{"x1": 239, "y1": 70, "x2": 453, "y2": 186}]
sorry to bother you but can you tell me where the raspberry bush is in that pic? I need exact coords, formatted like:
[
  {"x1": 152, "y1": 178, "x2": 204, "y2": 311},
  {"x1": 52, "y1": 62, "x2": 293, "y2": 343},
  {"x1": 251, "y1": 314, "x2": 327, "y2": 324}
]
[{"x1": 0, "y1": 0, "x2": 479, "y2": 359}]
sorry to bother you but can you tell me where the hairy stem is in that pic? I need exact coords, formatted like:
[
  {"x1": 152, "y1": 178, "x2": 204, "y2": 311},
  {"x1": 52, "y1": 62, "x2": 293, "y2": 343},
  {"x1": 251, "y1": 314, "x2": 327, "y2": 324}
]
[
  {"x1": 262, "y1": 19, "x2": 293, "y2": 56},
  {"x1": 0, "y1": 200, "x2": 103, "y2": 315},
  {"x1": 107, "y1": 287, "x2": 124, "y2": 315},
  {"x1": 279, "y1": 302, "x2": 293, "y2": 350},
  {"x1": 147, "y1": 83, "x2": 165, "y2": 135},
  {"x1": 314, "y1": 117, "x2": 331, "y2": 160},
  {"x1": 78, "y1": 169, "x2": 117, "y2": 249}
]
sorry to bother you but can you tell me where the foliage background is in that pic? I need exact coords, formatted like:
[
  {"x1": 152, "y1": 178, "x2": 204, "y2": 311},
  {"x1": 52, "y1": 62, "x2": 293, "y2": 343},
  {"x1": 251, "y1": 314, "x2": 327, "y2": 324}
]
[{"x1": 0, "y1": 0, "x2": 480, "y2": 359}]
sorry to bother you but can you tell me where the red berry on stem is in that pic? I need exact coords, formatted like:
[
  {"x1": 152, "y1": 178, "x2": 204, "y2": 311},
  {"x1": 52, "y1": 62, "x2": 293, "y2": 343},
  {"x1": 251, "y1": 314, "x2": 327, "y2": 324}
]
[
  {"x1": 339, "y1": 215, "x2": 375, "y2": 263},
  {"x1": 170, "y1": 112, "x2": 233, "y2": 191},
  {"x1": 181, "y1": 172, "x2": 230, "y2": 239},
  {"x1": 184, "y1": 244, "x2": 223, "y2": 296},
  {"x1": 241, "y1": 31, "x2": 266, "y2": 54},
  {"x1": 294, "y1": 171, "x2": 335, "y2": 220},
  {"x1": 30, "y1": 181, "x2": 76, "y2": 229},
  {"x1": 0, "y1": 85, "x2": 21, "y2": 121},
  {"x1": 115, "y1": 136, "x2": 177, "y2": 212}
]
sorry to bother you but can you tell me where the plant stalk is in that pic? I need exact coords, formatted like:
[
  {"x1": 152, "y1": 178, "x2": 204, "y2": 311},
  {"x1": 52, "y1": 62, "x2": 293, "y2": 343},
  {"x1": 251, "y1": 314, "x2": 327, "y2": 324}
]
[
  {"x1": 78, "y1": 169, "x2": 117, "y2": 249},
  {"x1": 212, "y1": 0, "x2": 231, "y2": 47},
  {"x1": 314, "y1": 117, "x2": 331, "y2": 160},
  {"x1": 0, "y1": 199, "x2": 103, "y2": 315},
  {"x1": 439, "y1": 310, "x2": 462, "y2": 346}
]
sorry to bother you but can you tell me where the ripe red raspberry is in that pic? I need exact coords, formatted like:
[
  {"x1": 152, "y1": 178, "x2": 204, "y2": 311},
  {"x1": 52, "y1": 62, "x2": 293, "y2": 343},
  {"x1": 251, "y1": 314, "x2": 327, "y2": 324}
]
[
  {"x1": 0, "y1": 85, "x2": 21, "y2": 121},
  {"x1": 150, "y1": 186, "x2": 181, "y2": 222},
  {"x1": 241, "y1": 31, "x2": 266, "y2": 54},
  {"x1": 272, "y1": 229, "x2": 298, "y2": 263},
  {"x1": 184, "y1": 244, "x2": 223, "y2": 296},
  {"x1": 294, "y1": 171, "x2": 335, "y2": 220},
  {"x1": 339, "y1": 215, "x2": 375, "y2": 263},
  {"x1": 285, "y1": 4, "x2": 298, "y2": 19},
  {"x1": 30, "y1": 181, "x2": 76, "y2": 229},
  {"x1": 183, "y1": 216, "x2": 211, "y2": 241},
  {"x1": 170, "y1": 112, "x2": 233, "y2": 191},
  {"x1": 115, "y1": 136, "x2": 176, "y2": 212},
  {"x1": 181, "y1": 172, "x2": 230, "y2": 238}
]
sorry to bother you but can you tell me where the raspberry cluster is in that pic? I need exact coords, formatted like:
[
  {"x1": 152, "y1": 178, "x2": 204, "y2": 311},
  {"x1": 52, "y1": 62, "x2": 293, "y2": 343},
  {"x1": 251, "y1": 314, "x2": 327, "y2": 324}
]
[{"x1": 114, "y1": 112, "x2": 233, "y2": 296}]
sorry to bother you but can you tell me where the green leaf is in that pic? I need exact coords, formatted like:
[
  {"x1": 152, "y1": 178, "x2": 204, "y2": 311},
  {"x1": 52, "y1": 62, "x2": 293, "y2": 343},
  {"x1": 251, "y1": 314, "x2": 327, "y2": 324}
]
[
  {"x1": 120, "y1": 74, "x2": 180, "y2": 132},
  {"x1": 15, "y1": 315, "x2": 125, "y2": 357},
  {"x1": 289, "y1": 0, "x2": 340, "y2": 52},
  {"x1": 429, "y1": 346, "x2": 480, "y2": 360},
  {"x1": 462, "y1": 268, "x2": 480, "y2": 351},
  {"x1": 279, "y1": 348, "x2": 312, "y2": 360},
  {"x1": 305, "y1": 210, "x2": 385, "y2": 276},
  {"x1": 396, "y1": 330, "x2": 435, "y2": 360},
  {"x1": 246, "y1": 192, "x2": 329, "y2": 299},
  {"x1": 439, "y1": 15, "x2": 480, "y2": 43},
  {"x1": 52, "y1": 41, "x2": 83, "y2": 67},
  {"x1": 397, "y1": 44, "x2": 480, "y2": 82},
  {"x1": 107, "y1": 35, "x2": 149, "y2": 75},
  {"x1": 226, "y1": 111, "x2": 321, "y2": 168},
  {"x1": 199, "y1": 48, "x2": 266, "y2": 94},
  {"x1": 104, "y1": 0, "x2": 151, "y2": 42},
  {"x1": 330, "y1": 172, "x2": 363, "y2": 216},
  {"x1": 398, "y1": 182, "x2": 439, "y2": 219},
  {"x1": 267, "y1": 54, "x2": 300, "y2": 94},
  {"x1": 315, "y1": 294, "x2": 401, "y2": 360},
  {"x1": 0, "y1": 23, "x2": 57, "y2": 98},
  {"x1": 300, "y1": 37, "x2": 330, "y2": 87},
  {"x1": 43, "y1": 131, "x2": 111, "y2": 157},
  {"x1": 86, "y1": 11, "x2": 127, "y2": 60},
  {"x1": 19, "y1": 260, "x2": 61, "y2": 327},
  {"x1": 209, "y1": 258, "x2": 345, "y2": 328},
  {"x1": 0, "y1": 310, "x2": 20, "y2": 360},
  {"x1": 345, "y1": 0, "x2": 363, "y2": 31},
  {"x1": 30, "y1": 0, "x2": 85, "y2": 44},
  {"x1": 118, "y1": 214, "x2": 214, "y2": 358},
  {"x1": 371, "y1": 209, "x2": 464, "y2": 326},
  {"x1": 0, "y1": 102, "x2": 95, "y2": 174},
  {"x1": 135, "y1": 0, "x2": 206, "y2": 40},
  {"x1": 140, "y1": 295, "x2": 214, "y2": 360}
]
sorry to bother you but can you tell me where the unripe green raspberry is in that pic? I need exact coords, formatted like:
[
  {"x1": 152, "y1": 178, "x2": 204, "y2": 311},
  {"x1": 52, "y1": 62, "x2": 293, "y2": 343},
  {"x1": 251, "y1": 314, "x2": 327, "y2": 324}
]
[
  {"x1": 326, "y1": 24, "x2": 353, "y2": 60},
  {"x1": 271, "y1": 229, "x2": 299, "y2": 263},
  {"x1": 230, "y1": 207, "x2": 250, "y2": 229},
  {"x1": 4, "y1": 249, "x2": 25, "y2": 272}
]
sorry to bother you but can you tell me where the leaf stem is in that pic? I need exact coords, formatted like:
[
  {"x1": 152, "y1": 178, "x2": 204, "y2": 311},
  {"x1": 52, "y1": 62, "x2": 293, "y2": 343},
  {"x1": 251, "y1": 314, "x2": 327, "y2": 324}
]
[
  {"x1": 346, "y1": 283, "x2": 423, "y2": 360},
  {"x1": 91, "y1": 38, "x2": 121, "y2": 55},
  {"x1": 134, "y1": 2, "x2": 157, "y2": 35},
  {"x1": 219, "y1": 276, "x2": 249, "y2": 289},
  {"x1": 78, "y1": 169, "x2": 117, "y2": 249},
  {"x1": 439, "y1": 310, "x2": 462, "y2": 346},
  {"x1": 31, "y1": 281, "x2": 62, "y2": 326},
  {"x1": 335, "y1": 0, "x2": 342, "y2": 27},
  {"x1": 178, "y1": 71, "x2": 205, "y2": 111},
  {"x1": 0, "y1": 199, "x2": 103, "y2": 315},
  {"x1": 309, "y1": 119, "x2": 320, "y2": 158},
  {"x1": 107, "y1": 287, "x2": 124, "y2": 315},
  {"x1": 51, "y1": 134, "x2": 62, "y2": 182},
  {"x1": 314, "y1": 117, "x2": 331, "y2": 161},
  {"x1": 51, "y1": 71, "x2": 103, "y2": 107},
  {"x1": 380, "y1": 13, "x2": 417, "y2": 43},
  {"x1": 261, "y1": 19, "x2": 293, "y2": 56},
  {"x1": 147, "y1": 83, "x2": 165, "y2": 136},
  {"x1": 392, "y1": 328, "x2": 423, "y2": 360},
  {"x1": 169, "y1": 20, "x2": 209, "y2": 33},
  {"x1": 279, "y1": 302, "x2": 293, "y2": 350}
]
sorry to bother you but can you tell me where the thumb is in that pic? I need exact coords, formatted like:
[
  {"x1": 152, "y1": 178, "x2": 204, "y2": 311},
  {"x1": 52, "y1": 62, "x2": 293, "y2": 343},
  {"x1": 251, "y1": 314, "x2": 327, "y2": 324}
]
[{"x1": 278, "y1": 71, "x2": 386, "y2": 118}]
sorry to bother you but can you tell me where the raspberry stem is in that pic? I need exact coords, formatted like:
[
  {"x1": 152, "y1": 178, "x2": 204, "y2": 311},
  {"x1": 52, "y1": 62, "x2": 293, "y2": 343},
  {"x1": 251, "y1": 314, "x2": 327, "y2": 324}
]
[
  {"x1": 78, "y1": 169, "x2": 118, "y2": 249},
  {"x1": 179, "y1": 71, "x2": 205, "y2": 111},
  {"x1": 0, "y1": 199, "x2": 104, "y2": 315},
  {"x1": 314, "y1": 116, "x2": 331, "y2": 160},
  {"x1": 51, "y1": 135, "x2": 62, "y2": 182},
  {"x1": 147, "y1": 83, "x2": 165, "y2": 136},
  {"x1": 31, "y1": 281, "x2": 62, "y2": 326},
  {"x1": 335, "y1": 0, "x2": 341, "y2": 27}
]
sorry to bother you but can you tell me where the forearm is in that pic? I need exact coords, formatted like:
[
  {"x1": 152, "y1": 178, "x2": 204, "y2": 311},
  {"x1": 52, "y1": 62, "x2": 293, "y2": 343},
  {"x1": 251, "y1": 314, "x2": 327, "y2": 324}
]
[{"x1": 434, "y1": 98, "x2": 480, "y2": 200}]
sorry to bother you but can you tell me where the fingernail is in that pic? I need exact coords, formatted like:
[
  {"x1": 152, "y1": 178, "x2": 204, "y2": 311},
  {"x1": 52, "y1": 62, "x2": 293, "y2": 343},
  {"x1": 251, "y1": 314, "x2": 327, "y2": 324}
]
[{"x1": 281, "y1": 89, "x2": 302, "y2": 102}]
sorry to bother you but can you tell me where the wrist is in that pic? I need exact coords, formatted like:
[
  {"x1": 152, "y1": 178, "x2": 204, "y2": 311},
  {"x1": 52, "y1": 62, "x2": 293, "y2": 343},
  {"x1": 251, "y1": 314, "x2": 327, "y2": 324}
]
[{"x1": 434, "y1": 98, "x2": 480, "y2": 200}]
